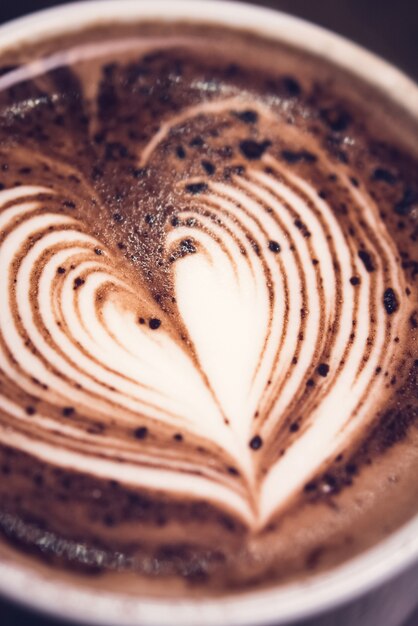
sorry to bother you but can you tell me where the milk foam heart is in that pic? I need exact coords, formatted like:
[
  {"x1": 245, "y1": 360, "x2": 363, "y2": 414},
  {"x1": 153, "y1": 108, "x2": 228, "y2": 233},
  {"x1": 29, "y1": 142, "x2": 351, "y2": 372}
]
[{"x1": 0, "y1": 157, "x2": 405, "y2": 526}]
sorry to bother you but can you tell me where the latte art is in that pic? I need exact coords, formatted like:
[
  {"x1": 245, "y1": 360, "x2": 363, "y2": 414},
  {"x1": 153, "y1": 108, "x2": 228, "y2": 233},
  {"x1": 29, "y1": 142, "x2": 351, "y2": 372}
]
[{"x1": 0, "y1": 22, "x2": 417, "y2": 593}]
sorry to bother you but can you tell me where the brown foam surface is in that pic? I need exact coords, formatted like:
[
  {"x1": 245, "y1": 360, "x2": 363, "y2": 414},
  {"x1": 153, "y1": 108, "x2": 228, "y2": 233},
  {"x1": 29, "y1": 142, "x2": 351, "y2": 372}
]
[{"x1": 0, "y1": 21, "x2": 416, "y2": 596}]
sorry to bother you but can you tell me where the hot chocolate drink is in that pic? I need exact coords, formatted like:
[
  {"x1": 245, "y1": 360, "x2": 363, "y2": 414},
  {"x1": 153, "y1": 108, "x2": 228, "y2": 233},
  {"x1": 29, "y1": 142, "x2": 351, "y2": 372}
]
[{"x1": 0, "y1": 20, "x2": 416, "y2": 596}]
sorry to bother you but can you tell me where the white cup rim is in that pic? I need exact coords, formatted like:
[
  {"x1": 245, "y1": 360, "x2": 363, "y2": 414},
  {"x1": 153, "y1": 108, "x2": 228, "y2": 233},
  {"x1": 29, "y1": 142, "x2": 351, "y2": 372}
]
[{"x1": 0, "y1": 2, "x2": 417, "y2": 625}]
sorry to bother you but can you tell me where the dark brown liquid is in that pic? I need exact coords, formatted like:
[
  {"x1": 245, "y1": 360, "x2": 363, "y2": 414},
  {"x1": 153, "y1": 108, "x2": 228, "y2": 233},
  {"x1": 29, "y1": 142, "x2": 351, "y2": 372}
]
[{"x1": 0, "y1": 21, "x2": 417, "y2": 597}]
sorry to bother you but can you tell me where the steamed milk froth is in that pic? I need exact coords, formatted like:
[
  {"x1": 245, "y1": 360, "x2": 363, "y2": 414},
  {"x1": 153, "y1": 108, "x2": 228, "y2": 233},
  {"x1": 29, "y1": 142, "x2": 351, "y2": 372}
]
[{"x1": 0, "y1": 22, "x2": 417, "y2": 593}]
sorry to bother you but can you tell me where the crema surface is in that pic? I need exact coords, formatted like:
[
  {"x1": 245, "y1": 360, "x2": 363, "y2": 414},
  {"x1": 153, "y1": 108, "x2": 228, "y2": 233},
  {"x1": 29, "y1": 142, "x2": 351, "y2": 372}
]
[{"x1": 0, "y1": 22, "x2": 417, "y2": 595}]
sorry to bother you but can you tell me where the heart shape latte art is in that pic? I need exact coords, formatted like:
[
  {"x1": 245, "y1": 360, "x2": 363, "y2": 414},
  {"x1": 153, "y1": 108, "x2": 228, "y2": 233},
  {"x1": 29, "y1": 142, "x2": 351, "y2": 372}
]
[
  {"x1": 0, "y1": 29, "x2": 416, "y2": 586},
  {"x1": 0, "y1": 104, "x2": 405, "y2": 529}
]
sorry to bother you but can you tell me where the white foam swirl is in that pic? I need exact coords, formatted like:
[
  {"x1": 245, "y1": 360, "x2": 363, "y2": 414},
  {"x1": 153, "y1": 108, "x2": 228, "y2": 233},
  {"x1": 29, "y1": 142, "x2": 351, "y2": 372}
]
[{"x1": 0, "y1": 153, "x2": 404, "y2": 526}]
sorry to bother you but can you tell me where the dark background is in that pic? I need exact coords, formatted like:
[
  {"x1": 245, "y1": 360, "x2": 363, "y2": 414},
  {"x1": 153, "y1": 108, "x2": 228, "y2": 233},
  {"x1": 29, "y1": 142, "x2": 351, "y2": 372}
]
[{"x1": 0, "y1": 1, "x2": 417, "y2": 625}]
